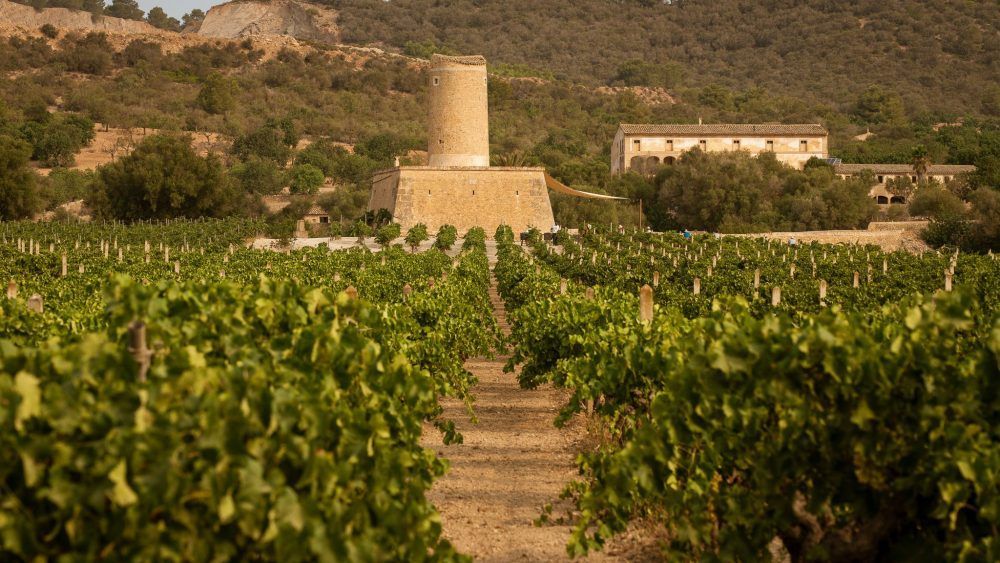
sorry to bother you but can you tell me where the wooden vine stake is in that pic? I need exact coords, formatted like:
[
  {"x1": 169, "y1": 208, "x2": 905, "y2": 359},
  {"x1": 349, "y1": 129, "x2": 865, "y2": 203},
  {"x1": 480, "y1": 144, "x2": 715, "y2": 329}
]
[
  {"x1": 174, "y1": 261, "x2": 181, "y2": 274},
  {"x1": 402, "y1": 283, "x2": 412, "y2": 299},
  {"x1": 61, "y1": 254, "x2": 67, "y2": 277},
  {"x1": 653, "y1": 271, "x2": 660, "y2": 287},
  {"x1": 693, "y1": 277, "x2": 701, "y2": 295},
  {"x1": 753, "y1": 269, "x2": 761, "y2": 290},
  {"x1": 585, "y1": 287, "x2": 595, "y2": 300},
  {"x1": 6, "y1": 281, "x2": 17, "y2": 299},
  {"x1": 771, "y1": 286, "x2": 781, "y2": 307},
  {"x1": 559, "y1": 279, "x2": 568, "y2": 295},
  {"x1": 944, "y1": 272, "x2": 953, "y2": 292},
  {"x1": 639, "y1": 284, "x2": 654, "y2": 323},
  {"x1": 345, "y1": 285, "x2": 359, "y2": 299},
  {"x1": 819, "y1": 280, "x2": 827, "y2": 305},
  {"x1": 128, "y1": 321, "x2": 152, "y2": 383},
  {"x1": 853, "y1": 271, "x2": 860, "y2": 288},
  {"x1": 883, "y1": 258, "x2": 888, "y2": 274},
  {"x1": 27, "y1": 294, "x2": 43, "y2": 314}
]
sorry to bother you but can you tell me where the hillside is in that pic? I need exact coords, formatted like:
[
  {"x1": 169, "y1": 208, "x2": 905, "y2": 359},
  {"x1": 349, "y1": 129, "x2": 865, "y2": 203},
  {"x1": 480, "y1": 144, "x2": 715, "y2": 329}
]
[
  {"x1": 195, "y1": 0, "x2": 339, "y2": 42},
  {"x1": 0, "y1": 0, "x2": 162, "y2": 34},
  {"x1": 325, "y1": 0, "x2": 1000, "y2": 119}
]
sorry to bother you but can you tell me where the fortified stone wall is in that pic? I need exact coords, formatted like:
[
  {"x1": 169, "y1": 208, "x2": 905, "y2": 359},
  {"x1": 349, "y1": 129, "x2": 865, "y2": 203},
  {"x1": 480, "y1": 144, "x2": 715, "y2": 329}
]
[{"x1": 370, "y1": 167, "x2": 554, "y2": 234}]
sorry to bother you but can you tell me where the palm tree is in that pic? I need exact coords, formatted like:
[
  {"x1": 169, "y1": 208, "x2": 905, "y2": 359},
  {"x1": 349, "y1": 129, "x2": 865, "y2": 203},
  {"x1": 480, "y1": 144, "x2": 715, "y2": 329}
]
[{"x1": 911, "y1": 144, "x2": 931, "y2": 183}]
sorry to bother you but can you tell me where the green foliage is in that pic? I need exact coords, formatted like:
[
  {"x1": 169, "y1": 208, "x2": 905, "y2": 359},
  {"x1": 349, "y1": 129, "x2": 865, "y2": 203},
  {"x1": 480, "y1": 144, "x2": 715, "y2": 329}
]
[
  {"x1": 145, "y1": 7, "x2": 180, "y2": 32},
  {"x1": 496, "y1": 229, "x2": 1000, "y2": 559},
  {"x1": 350, "y1": 220, "x2": 372, "y2": 240},
  {"x1": 853, "y1": 85, "x2": 906, "y2": 125},
  {"x1": 354, "y1": 132, "x2": 420, "y2": 168},
  {"x1": 330, "y1": 0, "x2": 999, "y2": 119},
  {"x1": 0, "y1": 135, "x2": 40, "y2": 220},
  {"x1": 433, "y1": 225, "x2": 458, "y2": 251},
  {"x1": 404, "y1": 223, "x2": 429, "y2": 252},
  {"x1": 41, "y1": 168, "x2": 93, "y2": 210},
  {"x1": 90, "y1": 134, "x2": 237, "y2": 220},
  {"x1": 229, "y1": 156, "x2": 285, "y2": 196},
  {"x1": 288, "y1": 163, "x2": 324, "y2": 195},
  {"x1": 909, "y1": 185, "x2": 966, "y2": 220},
  {"x1": 611, "y1": 59, "x2": 683, "y2": 89},
  {"x1": 0, "y1": 229, "x2": 503, "y2": 560},
  {"x1": 232, "y1": 124, "x2": 294, "y2": 166},
  {"x1": 375, "y1": 223, "x2": 401, "y2": 248},
  {"x1": 103, "y1": 0, "x2": 143, "y2": 20},
  {"x1": 654, "y1": 150, "x2": 877, "y2": 232},
  {"x1": 60, "y1": 32, "x2": 113, "y2": 75},
  {"x1": 19, "y1": 112, "x2": 95, "y2": 167},
  {"x1": 38, "y1": 24, "x2": 58, "y2": 39},
  {"x1": 195, "y1": 73, "x2": 237, "y2": 115}
]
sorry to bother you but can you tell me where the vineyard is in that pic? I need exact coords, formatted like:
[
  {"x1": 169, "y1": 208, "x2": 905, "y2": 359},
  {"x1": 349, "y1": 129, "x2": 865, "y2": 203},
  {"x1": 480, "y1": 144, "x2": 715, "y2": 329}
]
[
  {"x1": 0, "y1": 219, "x2": 496, "y2": 561},
  {"x1": 1, "y1": 219, "x2": 998, "y2": 561},
  {"x1": 497, "y1": 226, "x2": 1000, "y2": 561}
]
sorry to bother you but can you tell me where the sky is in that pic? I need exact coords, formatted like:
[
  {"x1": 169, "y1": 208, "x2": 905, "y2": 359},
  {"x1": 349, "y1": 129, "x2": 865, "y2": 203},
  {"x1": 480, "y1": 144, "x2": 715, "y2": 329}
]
[{"x1": 136, "y1": 0, "x2": 218, "y2": 19}]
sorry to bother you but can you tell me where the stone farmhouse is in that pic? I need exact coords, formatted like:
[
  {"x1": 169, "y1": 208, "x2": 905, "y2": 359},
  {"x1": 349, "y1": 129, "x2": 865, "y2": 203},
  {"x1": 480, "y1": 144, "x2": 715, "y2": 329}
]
[
  {"x1": 611, "y1": 123, "x2": 829, "y2": 175},
  {"x1": 834, "y1": 163, "x2": 977, "y2": 205}
]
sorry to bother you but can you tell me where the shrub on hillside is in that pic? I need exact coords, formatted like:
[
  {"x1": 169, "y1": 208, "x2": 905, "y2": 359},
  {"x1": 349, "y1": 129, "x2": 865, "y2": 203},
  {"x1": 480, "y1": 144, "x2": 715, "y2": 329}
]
[{"x1": 89, "y1": 134, "x2": 238, "y2": 220}]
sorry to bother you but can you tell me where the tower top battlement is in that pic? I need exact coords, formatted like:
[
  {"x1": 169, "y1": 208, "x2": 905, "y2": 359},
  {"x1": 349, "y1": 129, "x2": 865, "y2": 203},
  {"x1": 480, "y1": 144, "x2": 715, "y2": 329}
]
[{"x1": 430, "y1": 54, "x2": 487, "y2": 66}]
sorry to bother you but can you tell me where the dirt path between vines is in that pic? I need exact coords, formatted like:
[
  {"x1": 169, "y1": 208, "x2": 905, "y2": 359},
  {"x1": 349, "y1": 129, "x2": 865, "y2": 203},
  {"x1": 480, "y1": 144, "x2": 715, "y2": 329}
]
[{"x1": 421, "y1": 267, "x2": 657, "y2": 561}]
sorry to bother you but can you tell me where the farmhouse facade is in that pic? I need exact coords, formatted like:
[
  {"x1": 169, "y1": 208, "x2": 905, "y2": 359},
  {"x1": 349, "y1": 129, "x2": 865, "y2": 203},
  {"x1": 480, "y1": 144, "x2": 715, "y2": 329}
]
[
  {"x1": 834, "y1": 163, "x2": 977, "y2": 204},
  {"x1": 611, "y1": 123, "x2": 829, "y2": 175}
]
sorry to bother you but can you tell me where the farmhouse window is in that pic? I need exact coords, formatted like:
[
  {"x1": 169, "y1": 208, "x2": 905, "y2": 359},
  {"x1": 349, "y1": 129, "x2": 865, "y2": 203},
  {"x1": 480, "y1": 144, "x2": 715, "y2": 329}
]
[
  {"x1": 766, "y1": 140, "x2": 774, "y2": 151},
  {"x1": 800, "y1": 140, "x2": 808, "y2": 152}
]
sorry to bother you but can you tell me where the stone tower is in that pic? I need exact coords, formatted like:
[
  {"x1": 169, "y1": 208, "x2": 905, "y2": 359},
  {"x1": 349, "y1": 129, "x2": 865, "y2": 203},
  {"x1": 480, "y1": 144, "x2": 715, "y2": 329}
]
[
  {"x1": 368, "y1": 54, "x2": 556, "y2": 235},
  {"x1": 427, "y1": 54, "x2": 490, "y2": 167}
]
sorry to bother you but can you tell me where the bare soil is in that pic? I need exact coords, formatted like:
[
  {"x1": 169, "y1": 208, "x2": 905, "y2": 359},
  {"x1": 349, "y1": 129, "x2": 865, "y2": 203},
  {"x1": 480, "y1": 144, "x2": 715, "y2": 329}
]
[{"x1": 421, "y1": 270, "x2": 662, "y2": 561}]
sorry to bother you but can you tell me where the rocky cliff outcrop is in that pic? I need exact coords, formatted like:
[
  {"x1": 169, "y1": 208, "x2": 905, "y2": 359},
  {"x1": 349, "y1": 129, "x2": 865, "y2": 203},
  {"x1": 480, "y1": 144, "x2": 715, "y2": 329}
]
[
  {"x1": 195, "y1": 0, "x2": 339, "y2": 44},
  {"x1": 0, "y1": 0, "x2": 162, "y2": 34}
]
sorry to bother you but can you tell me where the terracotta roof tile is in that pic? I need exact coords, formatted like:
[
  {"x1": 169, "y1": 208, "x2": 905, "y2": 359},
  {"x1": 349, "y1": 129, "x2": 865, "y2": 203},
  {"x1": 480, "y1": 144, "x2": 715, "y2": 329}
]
[
  {"x1": 619, "y1": 123, "x2": 828, "y2": 136},
  {"x1": 834, "y1": 163, "x2": 976, "y2": 175}
]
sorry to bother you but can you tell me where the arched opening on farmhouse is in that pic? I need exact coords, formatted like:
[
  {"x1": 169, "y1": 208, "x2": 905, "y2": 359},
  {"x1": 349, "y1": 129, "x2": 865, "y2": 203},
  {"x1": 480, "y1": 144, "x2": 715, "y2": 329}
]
[
  {"x1": 630, "y1": 156, "x2": 644, "y2": 173},
  {"x1": 890, "y1": 196, "x2": 906, "y2": 204},
  {"x1": 876, "y1": 196, "x2": 889, "y2": 204}
]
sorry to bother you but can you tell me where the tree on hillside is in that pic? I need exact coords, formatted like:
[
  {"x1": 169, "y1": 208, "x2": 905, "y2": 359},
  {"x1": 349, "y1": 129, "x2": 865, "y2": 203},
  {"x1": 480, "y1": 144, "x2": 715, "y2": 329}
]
[
  {"x1": 229, "y1": 156, "x2": 285, "y2": 195},
  {"x1": 908, "y1": 185, "x2": 966, "y2": 220},
  {"x1": 60, "y1": 32, "x2": 113, "y2": 74},
  {"x1": 90, "y1": 134, "x2": 237, "y2": 220},
  {"x1": 289, "y1": 164, "x2": 324, "y2": 195},
  {"x1": 181, "y1": 9, "x2": 206, "y2": 30},
  {"x1": 196, "y1": 73, "x2": 237, "y2": 115},
  {"x1": 231, "y1": 125, "x2": 294, "y2": 166},
  {"x1": 103, "y1": 0, "x2": 143, "y2": 20},
  {"x1": 0, "y1": 136, "x2": 40, "y2": 220},
  {"x1": 146, "y1": 7, "x2": 180, "y2": 32},
  {"x1": 853, "y1": 85, "x2": 906, "y2": 126}
]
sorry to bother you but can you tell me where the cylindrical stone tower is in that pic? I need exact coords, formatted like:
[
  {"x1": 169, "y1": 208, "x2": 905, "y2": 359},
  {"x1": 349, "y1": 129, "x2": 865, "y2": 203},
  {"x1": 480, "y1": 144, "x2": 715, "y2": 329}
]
[{"x1": 427, "y1": 54, "x2": 490, "y2": 168}]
